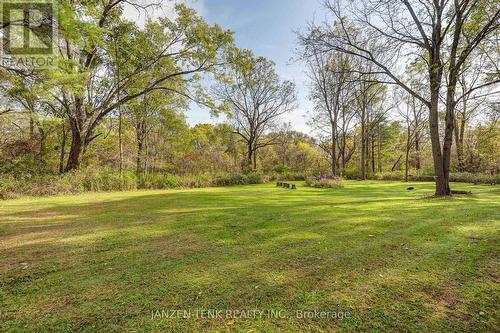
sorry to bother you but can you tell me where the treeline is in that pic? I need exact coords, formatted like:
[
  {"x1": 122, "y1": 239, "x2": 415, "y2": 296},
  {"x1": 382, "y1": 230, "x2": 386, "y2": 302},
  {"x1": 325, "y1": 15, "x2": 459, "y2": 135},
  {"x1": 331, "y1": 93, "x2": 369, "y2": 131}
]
[
  {"x1": 297, "y1": 0, "x2": 499, "y2": 195},
  {"x1": 0, "y1": 0, "x2": 499, "y2": 198}
]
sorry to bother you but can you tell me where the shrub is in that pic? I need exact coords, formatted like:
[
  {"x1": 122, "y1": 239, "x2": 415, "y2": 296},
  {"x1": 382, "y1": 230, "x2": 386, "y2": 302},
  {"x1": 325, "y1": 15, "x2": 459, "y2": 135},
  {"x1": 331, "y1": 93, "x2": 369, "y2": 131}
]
[
  {"x1": 272, "y1": 165, "x2": 289, "y2": 174},
  {"x1": 181, "y1": 174, "x2": 212, "y2": 188},
  {"x1": 0, "y1": 174, "x2": 21, "y2": 199},
  {"x1": 138, "y1": 173, "x2": 182, "y2": 189},
  {"x1": 213, "y1": 174, "x2": 244, "y2": 186},
  {"x1": 408, "y1": 175, "x2": 436, "y2": 182},
  {"x1": 0, "y1": 170, "x2": 272, "y2": 199},
  {"x1": 280, "y1": 172, "x2": 306, "y2": 181},
  {"x1": 4, "y1": 168, "x2": 494, "y2": 199},
  {"x1": 305, "y1": 176, "x2": 344, "y2": 189},
  {"x1": 212, "y1": 173, "x2": 265, "y2": 186},
  {"x1": 449, "y1": 172, "x2": 499, "y2": 185},
  {"x1": 0, "y1": 173, "x2": 82, "y2": 198},
  {"x1": 342, "y1": 169, "x2": 360, "y2": 180},
  {"x1": 372, "y1": 171, "x2": 405, "y2": 181},
  {"x1": 242, "y1": 173, "x2": 264, "y2": 185},
  {"x1": 367, "y1": 171, "x2": 498, "y2": 184},
  {"x1": 71, "y1": 168, "x2": 138, "y2": 192}
]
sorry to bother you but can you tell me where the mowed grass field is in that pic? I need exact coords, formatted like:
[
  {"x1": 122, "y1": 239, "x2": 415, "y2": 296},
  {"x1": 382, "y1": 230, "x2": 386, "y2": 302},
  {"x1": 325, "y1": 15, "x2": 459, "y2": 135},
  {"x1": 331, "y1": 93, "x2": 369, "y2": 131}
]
[{"x1": 0, "y1": 181, "x2": 499, "y2": 332}]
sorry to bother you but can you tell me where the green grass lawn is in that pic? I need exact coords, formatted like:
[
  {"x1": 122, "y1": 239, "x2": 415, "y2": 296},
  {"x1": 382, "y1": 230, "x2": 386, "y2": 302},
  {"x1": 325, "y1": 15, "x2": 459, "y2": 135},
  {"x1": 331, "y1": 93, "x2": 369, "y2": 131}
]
[{"x1": 1, "y1": 181, "x2": 499, "y2": 332}]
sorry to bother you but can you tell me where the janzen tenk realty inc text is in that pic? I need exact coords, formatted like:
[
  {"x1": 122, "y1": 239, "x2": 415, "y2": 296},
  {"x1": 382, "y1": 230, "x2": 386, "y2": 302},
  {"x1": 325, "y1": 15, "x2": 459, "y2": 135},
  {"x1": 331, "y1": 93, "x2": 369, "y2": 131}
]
[{"x1": 151, "y1": 309, "x2": 352, "y2": 320}]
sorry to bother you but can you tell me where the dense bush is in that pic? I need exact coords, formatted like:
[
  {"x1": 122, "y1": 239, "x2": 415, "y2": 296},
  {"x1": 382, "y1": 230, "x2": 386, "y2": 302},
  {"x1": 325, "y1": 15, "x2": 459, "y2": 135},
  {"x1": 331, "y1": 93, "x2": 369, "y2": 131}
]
[
  {"x1": 213, "y1": 173, "x2": 266, "y2": 186},
  {"x1": 0, "y1": 169, "x2": 136, "y2": 198},
  {"x1": 325, "y1": 170, "x2": 498, "y2": 185},
  {"x1": 367, "y1": 171, "x2": 498, "y2": 184},
  {"x1": 449, "y1": 172, "x2": 500, "y2": 185},
  {"x1": 1, "y1": 168, "x2": 497, "y2": 199},
  {"x1": 408, "y1": 175, "x2": 436, "y2": 182},
  {"x1": 305, "y1": 176, "x2": 344, "y2": 189},
  {"x1": 138, "y1": 173, "x2": 178, "y2": 189},
  {"x1": 341, "y1": 169, "x2": 360, "y2": 180},
  {"x1": 272, "y1": 171, "x2": 306, "y2": 181},
  {"x1": 0, "y1": 169, "x2": 271, "y2": 199},
  {"x1": 77, "y1": 168, "x2": 138, "y2": 192},
  {"x1": 372, "y1": 171, "x2": 405, "y2": 181},
  {"x1": 268, "y1": 166, "x2": 306, "y2": 181}
]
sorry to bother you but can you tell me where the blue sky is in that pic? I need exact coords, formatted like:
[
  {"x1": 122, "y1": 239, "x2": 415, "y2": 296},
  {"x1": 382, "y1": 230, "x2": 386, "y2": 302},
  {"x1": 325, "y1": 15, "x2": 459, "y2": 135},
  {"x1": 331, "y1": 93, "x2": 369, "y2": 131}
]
[{"x1": 182, "y1": 0, "x2": 326, "y2": 132}]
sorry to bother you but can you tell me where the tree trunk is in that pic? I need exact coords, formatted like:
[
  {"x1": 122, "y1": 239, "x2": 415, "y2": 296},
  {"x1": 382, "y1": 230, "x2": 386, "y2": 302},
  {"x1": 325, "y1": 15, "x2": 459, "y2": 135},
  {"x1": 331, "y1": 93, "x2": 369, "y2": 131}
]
[
  {"x1": 341, "y1": 132, "x2": 346, "y2": 173},
  {"x1": 392, "y1": 155, "x2": 402, "y2": 172},
  {"x1": 136, "y1": 138, "x2": 144, "y2": 175},
  {"x1": 377, "y1": 125, "x2": 382, "y2": 173},
  {"x1": 253, "y1": 149, "x2": 257, "y2": 171},
  {"x1": 28, "y1": 104, "x2": 36, "y2": 155},
  {"x1": 442, "y1": 89, "x2": 456, "y2": 197},
  {"x1": 118, "y1": 109, "x2": 123, "y2": 176},
  {"x1": 340, "y1": 109, "x2": 347, "y2": 173},
  {"x1": 59, "y1": 124, "x2": 68, "y2": 174},
  {"x1": 360, "y1": 102, "x2": 366, "y2": 180},
  {"x1": 246, "y1": 143, "x2": 253, "y2": 172},
  {"x1": 135, "y1": 119, "x2": 146, "y2": 175},
  {"x1": 415, "y1": 132, "x2": 421, "y2": 170},
  {"x1": 65, "y1": 131, "x2": 85, "y2": 172},
  {"x1": 64, "y1": 102, "x2": 94, "y2": 172},
  {"x1": 371, "y1": 131, "x2": 376, "y2": 174},
  {"x1": 331, "y1": 123, "x2": 337, "y2": 176},
  {"x1": 37, "y1": 127, "x2": 46, "y2": 163},
  {"x1": 454, "y1": 114, "x2": 466, "y2": 171},
  {"x1": 365, "y1": 135, "x2": 370, "y2": 177},
  {"x1": 428, "y1": 78, "x2": 449, "y2": 196},
  {"x1": 144, "y1": 134, "x2": 149, "y2": 174},
  {"x1": 405, "y1": 126, "x2": 411, "y2": 182}
]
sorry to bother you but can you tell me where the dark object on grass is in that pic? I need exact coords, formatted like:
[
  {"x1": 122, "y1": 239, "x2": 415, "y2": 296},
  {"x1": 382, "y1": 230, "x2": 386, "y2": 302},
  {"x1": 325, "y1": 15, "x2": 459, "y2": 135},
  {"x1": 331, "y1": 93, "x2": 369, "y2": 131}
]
[
  {"x1": 407, "y1": 187, "x2": 415, "y2": 190},
  {"x1": 277, "y1": 182, "x2": 281, "y2": 187},
  {"x1": 451, "y1": 190, "x2": 472, "y2": 195},
  {"x1": 291, "y1": 184, "x2": 296, "y2": 190}
]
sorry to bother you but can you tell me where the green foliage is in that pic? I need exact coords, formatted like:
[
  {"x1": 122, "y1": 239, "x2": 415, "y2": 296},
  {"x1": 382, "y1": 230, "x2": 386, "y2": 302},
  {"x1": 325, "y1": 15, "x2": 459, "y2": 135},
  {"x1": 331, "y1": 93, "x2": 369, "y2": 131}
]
[
  {"x1": 364, "y1": 171, "x2": 499, "y2": 184},
  {"x1": 0, "y1": 169, "x2": 272, "y2": 198},
  {"x1": 305, "y1": 177, "x2": 344, "y2": 189},
  {"x1": 372, "y1": 171, "x2": 407, "y2": 181},
  {"x1": 341, "y1": 169, "x2": 361, "y2": 180},
  {"x1": 212, "y1": 173, "x2": 265, "y2": 186},
  {"x1": 272, "y1": 171, "x2": 306, "y2": 181},
  {"x1": 0, "y1": 168, "x2": 138, "y2": 198},
  {"x1": 0, "y1": 156, "x2": 51, "y2": 176},
  {"x1": 272, "y1": 165, "x2": 290, "y2": 174},
  {"x1": 449, "y1": 172, "x2": 500, "y2": 185}
]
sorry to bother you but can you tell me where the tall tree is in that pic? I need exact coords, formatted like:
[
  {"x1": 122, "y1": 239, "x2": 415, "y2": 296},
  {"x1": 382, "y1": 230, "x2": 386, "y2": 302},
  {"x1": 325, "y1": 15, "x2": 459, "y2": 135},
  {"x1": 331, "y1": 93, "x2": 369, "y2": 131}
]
[
  {"x1": 43, "y1": 2, "x2": 233, "y2": 171},
  {"x1": 303, "y1": 48, "x2": 353, "y2": 176},
  {"x1": 127, "y1": 90, "x2": 187, "y2": 175},
  {"x1": 214, "y1": 55, "x2": 297, "y2": 171},
  {"x1": 301, "y1": 0, "x2": 499, "y2": 195},
  {"x1": 396, "y1": 90, "x2": 427, "y2": 181}
]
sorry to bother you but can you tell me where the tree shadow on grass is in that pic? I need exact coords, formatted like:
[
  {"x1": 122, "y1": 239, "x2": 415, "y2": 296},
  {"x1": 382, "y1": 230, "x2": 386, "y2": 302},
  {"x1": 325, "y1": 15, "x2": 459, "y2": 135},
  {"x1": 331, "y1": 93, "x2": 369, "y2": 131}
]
[{"x1": 0, "y1": 184, "x2": 498, "y2": 332}]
